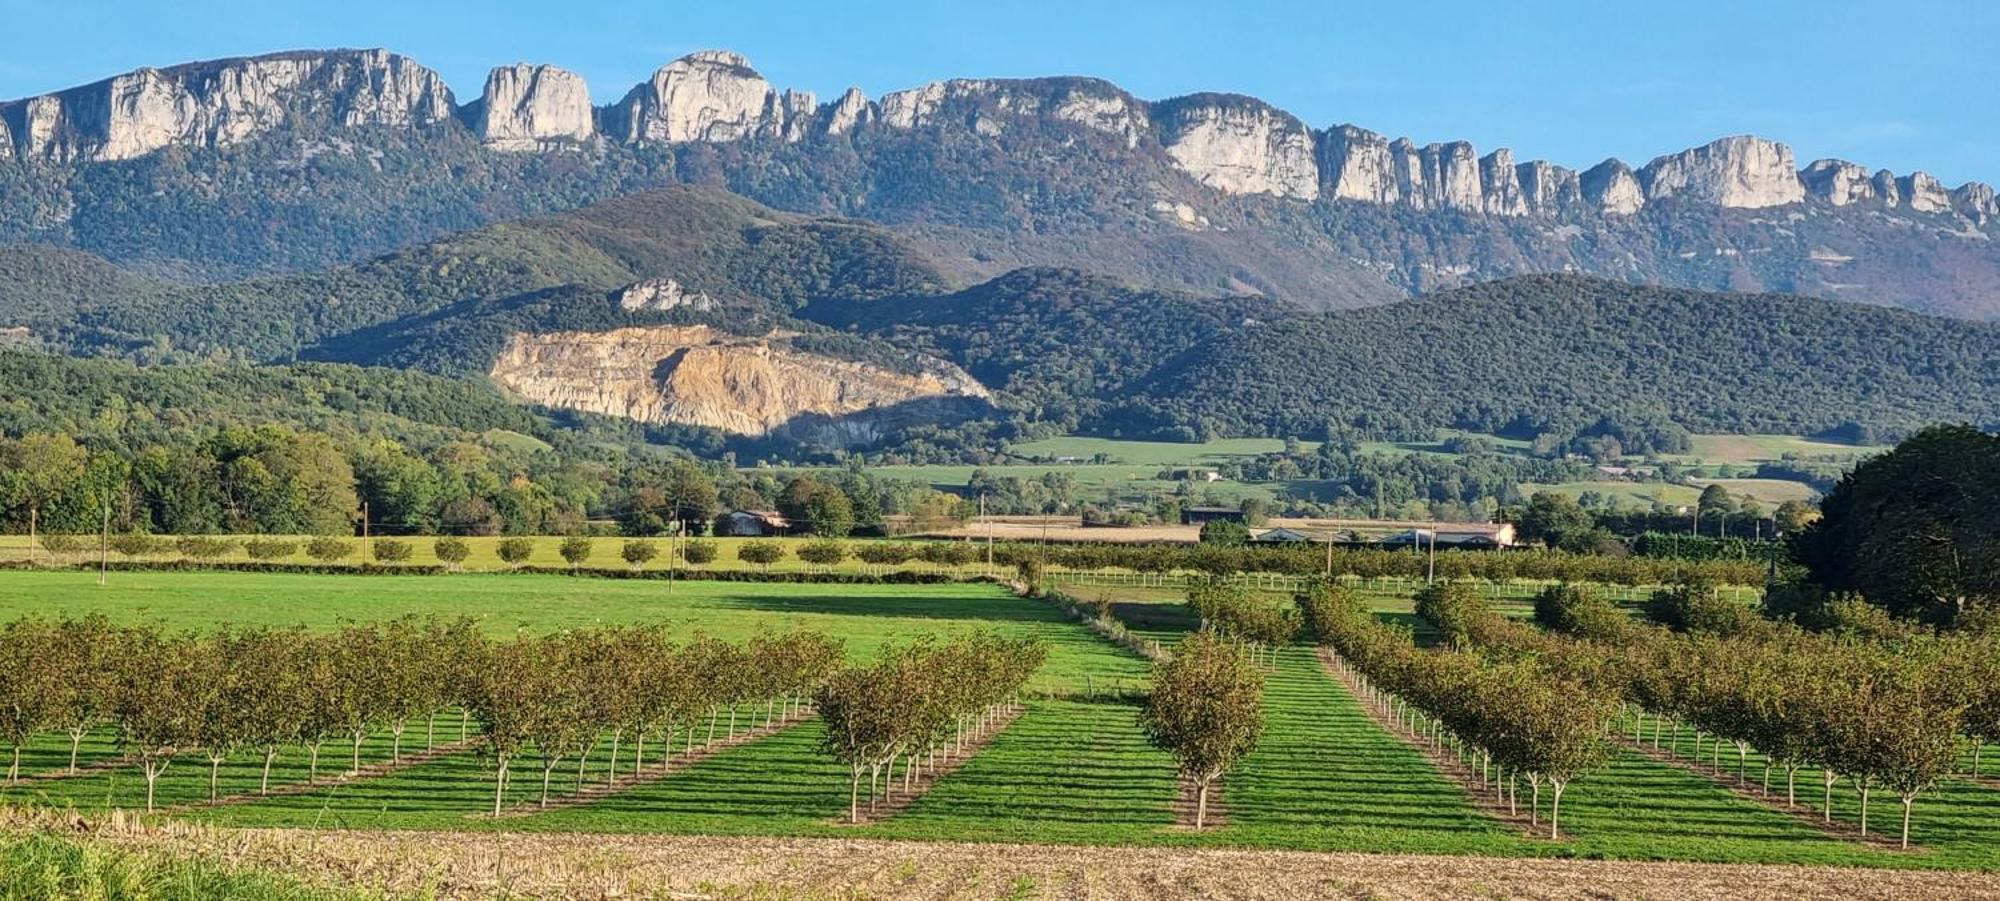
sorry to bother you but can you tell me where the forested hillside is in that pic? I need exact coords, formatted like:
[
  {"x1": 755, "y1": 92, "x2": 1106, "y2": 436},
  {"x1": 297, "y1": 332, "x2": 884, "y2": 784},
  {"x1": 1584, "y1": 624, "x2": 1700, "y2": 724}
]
[{"x1": 1115, "y1": 275, "x2": 2000, "y2": 442}]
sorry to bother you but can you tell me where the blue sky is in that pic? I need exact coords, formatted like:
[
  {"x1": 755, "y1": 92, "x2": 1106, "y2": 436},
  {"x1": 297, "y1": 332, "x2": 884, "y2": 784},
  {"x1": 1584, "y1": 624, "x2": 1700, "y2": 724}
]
[{"x1": 2, "y1": 0, "x2": 1994, "y2": 185}]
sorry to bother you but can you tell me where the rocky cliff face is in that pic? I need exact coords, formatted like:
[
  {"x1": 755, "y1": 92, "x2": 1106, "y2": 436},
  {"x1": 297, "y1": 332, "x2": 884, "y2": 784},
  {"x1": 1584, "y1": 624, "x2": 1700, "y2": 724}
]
[
  {"x1": 472, "y1": 64, "x2": 594, "y2": 149},
  {"x1": 1639, "y1": 136, "x2": 1804, "y2": 208},
  {"x1": 605, "y1": 51, "x2": 813, "y2": 145},
  {"x1": 1153, "y1": 95, "x2": 1318, "y2": 200},
  {"x1": 489, "y1": 325, "x2": 988, "y2": 437},
  {"x1": 0, "y1": 49, "x2": 453, "y2": 163}
]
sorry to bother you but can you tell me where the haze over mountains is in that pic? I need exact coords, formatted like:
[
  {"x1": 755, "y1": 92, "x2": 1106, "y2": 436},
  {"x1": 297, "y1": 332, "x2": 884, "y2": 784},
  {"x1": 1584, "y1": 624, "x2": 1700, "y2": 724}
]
[{"x1": 2, "y1": 48, "x2": 1999, "y2": 319}]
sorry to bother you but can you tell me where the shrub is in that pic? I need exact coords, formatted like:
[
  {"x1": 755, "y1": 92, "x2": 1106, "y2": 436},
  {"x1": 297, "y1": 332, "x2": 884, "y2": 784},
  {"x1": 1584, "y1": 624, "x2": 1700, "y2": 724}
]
[
  {"x1": 797, "y1": 539, "x2": 848, "y2": 569},
  {"x1": 558, "y1": 536, "x2": 594, "y2": 569},
  {"x1": 738, "y1": 542, "x2": 785, "y2": 571},
  {"x1": 175, "y1": 536, "x2": 236, "y2": 560},
  {"x1": 854, "y1": 542, "x2": 914, "y2": 567},
  {"x1": 621, "y1": 540, "x2": 660, "y2": 570},
  {"x1": 681, "y1": 540, "x2": 718, "y2": 565},
  {"x1": 242, "y1": 538, "x2": 298, "y2": 561},
  {"x1": 433, "y1": 537, "x2": 470, "y2": 571},
  {"x1": 372, "y1": 538, "x2": 413, "y2": 564},
  {"x1": 497, "y1": 538, "x2": 535, "y2": 567},
  {"x1": 108, "y1": 533, "x2": 170, "y2": 557},
  {"x1": 304, "y1": 536, "x2": 354, "y2": 564},
  {"x1": 1199, "y1": 519, "x2": 1250, "y2": 547},
  {"x1": 38, "y1": 534, "x2": 84, "y2": 556}
]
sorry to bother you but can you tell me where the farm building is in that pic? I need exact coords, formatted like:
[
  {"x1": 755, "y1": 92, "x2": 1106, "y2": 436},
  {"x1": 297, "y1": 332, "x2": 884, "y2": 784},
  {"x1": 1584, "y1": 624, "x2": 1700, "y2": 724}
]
[
  {"x1": 1378, "y1": 524, "x2": 1517, "y2": 550},
  {"x1": 717, "y1": 510, "x2": 790, "y2": 537}
]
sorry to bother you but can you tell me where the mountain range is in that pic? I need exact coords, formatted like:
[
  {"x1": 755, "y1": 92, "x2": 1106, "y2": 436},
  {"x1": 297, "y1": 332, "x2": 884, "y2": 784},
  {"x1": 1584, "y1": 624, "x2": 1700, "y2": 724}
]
[
  {"x1": 2, "y1": 48, "x2": 1998, "y2": 319},
  {"x1": 1, "y1": 47, "x2": 1998, "y2": 459}
]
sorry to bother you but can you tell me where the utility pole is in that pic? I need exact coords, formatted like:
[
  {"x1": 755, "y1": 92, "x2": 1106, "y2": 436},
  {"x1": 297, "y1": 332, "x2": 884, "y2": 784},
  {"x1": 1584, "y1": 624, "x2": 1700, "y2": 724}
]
[
  {"x1": 980, "y1": 494, "x2": 992, "y2": 577},
  {"x1": 1426, "y1": 525, "x2": 1437, "y2": 585},
  {"x1": 1323, "y1": 526, "x2": 1333, "y2": 577},
  {"x1": 27, "y1": 505, "x2": 37, "y2": 566},
  {"x1": 98, "y1": 503, "x2": 110, "y2": 586},
  {"x1": 360, "y1": 502, "x2": 370, "y2": 561}
]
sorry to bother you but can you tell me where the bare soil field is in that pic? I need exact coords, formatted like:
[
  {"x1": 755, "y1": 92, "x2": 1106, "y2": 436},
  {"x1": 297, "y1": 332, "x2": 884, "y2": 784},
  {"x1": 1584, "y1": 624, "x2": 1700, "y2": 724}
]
[{"x1": 95, "y1": 825, "x2": 2000, "y2": 900}]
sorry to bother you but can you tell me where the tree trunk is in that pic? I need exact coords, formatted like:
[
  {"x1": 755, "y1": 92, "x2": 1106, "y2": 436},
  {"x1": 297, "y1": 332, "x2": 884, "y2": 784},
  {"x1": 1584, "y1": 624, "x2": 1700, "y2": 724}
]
[
  {"x1": 392, "y1": 724, "x2": 404, "y2": 764},
  {"x1": 261, "y1": 748, "x2": 277, "y2": 794},
  {"x1": 606, "y1": 730, "x2": 622, "y2": 785},
  {"x1": 1528, "y1": 776, "x2": 1541, "y2": 826},
  {"x1": 68, "y1": 729, "x2": 84, "y2": 774},
  {"x1": 143, "y1": 759, "x2": 164, "y2": 812},
  {"x1": 308, "y1": 742, "x2": 321, "y2": 784},
  {"x1": 1549, "y1": 779, "x2": 1566, "y2": 840},
  {"x1": 351, "y1": 731, "x2": 364, "y2": 776},
  {"x1": 541, "y1": 760, "x2": 556, "y2": 807},
  {"x1": 1900, "y1": 794, "x2": 1915, "y2": 849},
  {"x1": 849, "y1": 768, "x2": 862, "y2": 823},
  {"x1": 493, "y1": 755, "x2": 509, "y2": 816},
  {"x1": 7, "y1": 745, "x2": 17, "y2": 782},
  {"x1": 1857, "y1": 780, "x2": 1870, "y2": 835},
  {"x1": 1196, "y1": 778, "x2": 1209, "y2": 830},
  {"x1": 426, "y1": 713, "x2": 435, "y2": 751},
  {"x1": 1822, "y1": 770, "x2": 1836, "y2": 822}
]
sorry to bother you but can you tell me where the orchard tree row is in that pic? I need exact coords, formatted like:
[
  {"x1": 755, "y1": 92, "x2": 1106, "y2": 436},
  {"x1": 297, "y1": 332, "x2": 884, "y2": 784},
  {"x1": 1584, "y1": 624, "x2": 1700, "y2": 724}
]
[
  {"x1": 1300, "y1": 582, "x2": 1616, "y2": 838},
  {"x1": 1428, "y1": 580, "x2": 2000, "y2": 848},
  {"x1": 999, "y1": 542, "x2": 1765, "y2": 587},
  {"x1": 816, "y1": 634, "x2": 1045, "y2": 822},
  {"x1": 0, "y1": 616, "x2": 844, "y2": 814}
]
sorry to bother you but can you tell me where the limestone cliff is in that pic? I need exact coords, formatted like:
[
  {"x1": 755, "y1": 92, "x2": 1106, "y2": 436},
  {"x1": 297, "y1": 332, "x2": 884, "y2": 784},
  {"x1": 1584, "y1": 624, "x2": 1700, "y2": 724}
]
[
  {"x1": 0, "y1": 49, "x2": 452, "y2": 163},
  {"x1": 473, "y1": 64, "x2": 594, "y2": 149},
  {"x1": 489, "y1": 325, "x2": 988, "y2": 437},
  {"x1": 605, "y1": 51, "x2": 811, "y2": 145},
  {"x1": 1639, "y1": 136, "x2": 1804, "y2": 208},
  {"x1": 1153, "y1": 94, "x2": 1318, "y2": 200},
  {"x1": 1582, "y1": 160, "x2": 1646, "y2": 215}
]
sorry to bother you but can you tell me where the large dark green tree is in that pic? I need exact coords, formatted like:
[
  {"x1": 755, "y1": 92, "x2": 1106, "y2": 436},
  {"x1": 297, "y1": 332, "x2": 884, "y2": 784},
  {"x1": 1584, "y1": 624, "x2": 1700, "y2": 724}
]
[{"x1": 1792, "y1": 425, "x2": 2000, "y2": 626}]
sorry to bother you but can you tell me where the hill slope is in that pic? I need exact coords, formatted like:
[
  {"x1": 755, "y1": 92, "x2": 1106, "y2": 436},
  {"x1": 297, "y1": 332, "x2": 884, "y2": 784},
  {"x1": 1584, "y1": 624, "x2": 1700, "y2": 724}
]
[{"x1": 1116, "y1": 274, "x2": 2000, "y2": 441}]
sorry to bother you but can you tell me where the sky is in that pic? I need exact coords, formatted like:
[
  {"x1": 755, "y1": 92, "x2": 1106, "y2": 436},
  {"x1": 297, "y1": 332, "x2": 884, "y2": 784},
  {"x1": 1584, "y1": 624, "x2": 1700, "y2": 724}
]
[{"x1": 1, "y1": 0, "x2": 1994, "y2": 186}]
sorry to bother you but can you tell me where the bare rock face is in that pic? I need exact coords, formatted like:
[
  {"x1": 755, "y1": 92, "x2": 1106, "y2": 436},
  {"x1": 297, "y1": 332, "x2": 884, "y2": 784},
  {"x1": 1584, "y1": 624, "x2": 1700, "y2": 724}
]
[
  {"x1": 608, "y1": 51, "x2": 811, "y2": 145},
  {"x1": 614, "y1": 278, "x2": 715, "y2": 312},
  {"x1": 1639, "y1": 135, "x2": 1804, "y2": 208},
  {"x1": 1389, "y1": 139, "x2": 1428, "y2": 208},
  {"x1": 474, "y1": 64, "x2": 594, "y2": 150},
  {"x1": 1899, "y1": 172, "x2": 1952, "y2": 213},
  {"x1": 1582, "y1": 160, "x2": 1646, "y2": 215},
  {"x1": 1517, "y1": 160, "x2": 1581, "y2": 210},
  {"x1": 1318, "y1": 125, "x2": 1397, "y2": 204},
  {"x1": 1425, "y1": 142, "x2": 1483, "y2": 212},
  {"x1": 1801, "y1": 159, "x2": 1876, "y2": 205},
  {"x1": 1479, "y1": 150, "x2": 1527, "y2": 216},
  {"x1": 1956, "y1": 182, "x2": 1999, "y2": 225},
  {"x1": 876, "y1": 78, "x2": 1145, "y2": 148},
  {"x1": 1152, "y1": 95, "x2": 1319, "y2": 200},
  {"x1": 0, "y1": 49, "x2": 453, "y2": 163},
  {"x1": 822, "y1": 87, "x2": 872, "y2": 135},
  {"x1": 489, "y1": 325, "x2": 988, "y2": 437}
]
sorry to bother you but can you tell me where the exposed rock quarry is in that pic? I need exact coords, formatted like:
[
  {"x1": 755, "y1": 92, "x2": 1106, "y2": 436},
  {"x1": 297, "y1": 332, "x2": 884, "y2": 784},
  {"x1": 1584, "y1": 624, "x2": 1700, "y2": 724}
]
[
  {"x1": 6, "y1": 46, "x2": 1995, "y2": 228},
  {"x1": 489, "y1": 325, "x2": 988, "y2": 437},
  {"x1": 1639, "y1": 136, "x2": 1804, "y2": 208},
  {"x1": 606, "y1": 51, "x2": 812, "y2": 145},
  {"x1": 1154, "y1": 95, "x2": 1318, "y2": 200},
  {"x1": 0, "y1": 49, "x2": 452, "y2": 163},
  {"x1": 614, "y1": 278, "x2": 715, "y2": 312},
  {"x1": 473, "y1": 64, "x2": 594, "y2": 149}
]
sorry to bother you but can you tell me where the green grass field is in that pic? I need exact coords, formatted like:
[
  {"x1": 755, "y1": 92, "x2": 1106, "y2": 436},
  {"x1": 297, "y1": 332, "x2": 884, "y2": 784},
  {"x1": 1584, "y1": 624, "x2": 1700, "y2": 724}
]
[{"x1": 0, "y1": 569, "x2": 1992, "y2": 871}]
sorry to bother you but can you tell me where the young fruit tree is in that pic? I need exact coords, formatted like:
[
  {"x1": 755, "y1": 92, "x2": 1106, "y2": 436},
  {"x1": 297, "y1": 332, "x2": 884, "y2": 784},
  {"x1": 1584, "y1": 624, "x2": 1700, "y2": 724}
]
[
  {"x1": 738, "y1": 541, "x2": 785, "y2": 571},
  {"x1": 559, "y1": 536, "x2": 594, "y2": 570},
  {"x1": 1141, "y1": 630, "x2": 1265, "y2": 829},
  {"x1": 621, "y1": 540, "x2": 661, "y2": 572},
  {"x1": 433, "y1": 537, "x2": 471, "y2": 572}
]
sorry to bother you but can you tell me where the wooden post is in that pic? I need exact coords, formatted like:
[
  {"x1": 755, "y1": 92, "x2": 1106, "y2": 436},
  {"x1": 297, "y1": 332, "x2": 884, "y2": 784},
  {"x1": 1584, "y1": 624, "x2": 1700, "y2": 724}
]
[{"x1": 97, "y1": 504, "x2": 110, "y2": 586}]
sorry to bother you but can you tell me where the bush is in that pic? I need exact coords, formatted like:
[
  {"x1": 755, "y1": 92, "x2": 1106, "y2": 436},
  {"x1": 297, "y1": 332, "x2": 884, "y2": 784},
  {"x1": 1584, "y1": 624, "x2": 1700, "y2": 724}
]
[
  {"x1": 917, "y1": 541, "x2": 977, "y2": 568},
  {"x1": 737, "y1": 542, "x2": 785, "y2": 571},
  {"x1": 681, "y1": 540, "x2": 718, "y2": 565},
  {"x1": 304, "y1": 536, "x2": 354, "y2": 564},
  {"x1": 242, "y1": 538, "x2": 298, "y2": 561},
  {"x1": 108, "y1": 533, "x2": 170, "y2": 557},
  {"x1": 175, "y1": 536, "x2": 236, "y2": 560},
  {"x1": 1645, "y1": 580, "x2": 1759, "y2": 637},
  {"x1": 797, "y1": 539, "x2": 848, "y2": 569},
  {"x1": 433, "y1": 537, "x2": 470, "y2": 571},
  {"x1": 621, "y1": 540, "x2": 661, "y2": 570},
  {"x1": 558, "y1": 536, "x2": 594, "y2": 569},
  {"x1": 854, "y1": 542, "x2": 914, "y2": 567},
  {"x1": 497, "y1": 538, "x2": 535, "y2": 567},
  {"x1": 1199, "y1": 520, "x2": 1250, "y2": 547},
  {"x1": 372, "y1": 538, "x2": 413, "y2": 564}
]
